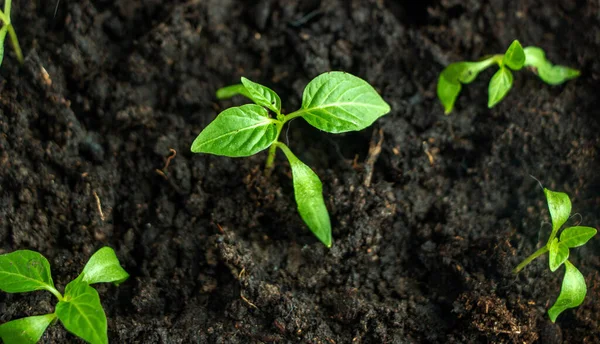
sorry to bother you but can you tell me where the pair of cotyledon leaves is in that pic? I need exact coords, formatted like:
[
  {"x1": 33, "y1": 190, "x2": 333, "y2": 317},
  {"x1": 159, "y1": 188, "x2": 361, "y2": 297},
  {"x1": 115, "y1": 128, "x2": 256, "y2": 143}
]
[
  {"x1": 438, "y1": 40, "x2": 580, "y2": 114},
  {"x1": 543, "y1": 189, "x2": 597, "y2": 322},
  {"x1": 0, "y1": 247, "x2": 129, "y2": 344},
  {"x1": 191, "y1": 72, "x2": 391, "y2": 247}
]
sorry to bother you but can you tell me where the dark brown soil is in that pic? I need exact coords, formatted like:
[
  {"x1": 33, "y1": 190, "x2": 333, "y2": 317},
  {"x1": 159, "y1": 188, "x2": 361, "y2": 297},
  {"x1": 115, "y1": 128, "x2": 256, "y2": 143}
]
[{"x1": 1, "y1": 0, "x2": 599, "y2": 343}]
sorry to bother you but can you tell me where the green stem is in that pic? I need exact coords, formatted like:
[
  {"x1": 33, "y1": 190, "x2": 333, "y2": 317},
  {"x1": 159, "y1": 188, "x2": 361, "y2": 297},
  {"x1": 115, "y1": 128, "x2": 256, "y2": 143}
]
[
  {"x1": 264, "y1": 120, "x2": 285, "y2": 175},
  {"x1": 546, "y1": 227, "x2": 561, "y2": 246},
  {"x1": 264, "y1": 143, "x2": 278, "y2": 177},
  {"x1": 513, "y1": 245, "x2": 549, "y2": 274},
  {"x1": 283, "y1": 110, "x2": 304, "y2": 123},
  {"x1": 45, "y1": 286, "x2": 64, "y2": 302},
  {"x1": 3, "y1": 0, "x2": 10, "y2": 22},
  {"x1": 0, "y1": 9, "x2": 8, "y2": 25},
  {"x1": 7, "y1": 24, "x2": 22, "y2": 64}
]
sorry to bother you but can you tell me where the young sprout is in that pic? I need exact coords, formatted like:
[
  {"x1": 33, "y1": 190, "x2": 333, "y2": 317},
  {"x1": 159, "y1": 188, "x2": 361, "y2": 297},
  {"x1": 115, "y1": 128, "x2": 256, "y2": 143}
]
[
  {"x1": 437, "y1": 40, "x2": 580, "y2": 114},
  {"x1": 514, "y1": 189, "x2": 597, "y2": 322},
  {"x1": 191, "y1": 72, "x2": 391, "y2": 247},
  {"x1": 0, "y1": 247, "x2": 129, "y2": 344},
  {"x1": 0, "y1": 0, "x2": 23, "y2": 67}
]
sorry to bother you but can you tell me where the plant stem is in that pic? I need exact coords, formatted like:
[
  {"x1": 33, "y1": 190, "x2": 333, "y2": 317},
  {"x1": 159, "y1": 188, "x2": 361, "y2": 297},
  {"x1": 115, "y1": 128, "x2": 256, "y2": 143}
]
[
  {"x1": 0, "y1": 9, "x2": 8, "y2": 24},
  {"x1": 7, "y1": 24, "x2": 22, "y2": 64},
  {"x1": 513, "y1": 245, "x2": 549, "y2": 274},
  {"x1": 4, "y1": 0, "x2": 10, "y2": 21},
  {"x1": 45, "y1": 286, "x2": 64, "y2": 302},
  {"x1": 283, "y1": 110, "x2": 304, "y2": 123},
  {"x1": 264, "y1": 143, "x2": 278, "y2": 177}
]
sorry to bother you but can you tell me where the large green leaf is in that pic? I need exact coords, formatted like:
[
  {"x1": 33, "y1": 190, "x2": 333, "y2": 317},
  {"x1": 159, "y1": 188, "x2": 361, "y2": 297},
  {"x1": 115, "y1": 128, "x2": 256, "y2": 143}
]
[
  {"x1": 503, "y1": 40, "x2": 525, "y2": 71},
  {"x1": 295, "y1": 72, "x2": 390, "y2": 133},
  {"x1": 544, "y1": 188, "x2": 572, "y2": 236},
  {"x1": 487, "y1": 67, "x2": 513, "y2": 108},
  {"x1": 0, "y1": 250, "x2": 55, "y2": 293},
  {"x1": 277, "y1": 143, "x2": 332, "y2": 247},
  {"x1": 191, "y1": 104, "x2": 280, "y2": 157},
  {"x1": 56, "y1": 280, "x2": 108, "y2": 344},
  {"x1": 524, "y1": 47, "x2": 580, "y2": 85},
  {"x1": 560, "y1": 226, "x2": 597, "y2": 248},
  {"x1": 548, "y1": 238, "x2": 569, "y2": 272},
  {"x1": 241, "y1": 77, "x2": 282, "y2": 114},
  {"x1": 0, "y1": 314, "x2": 56, "y2": 344},
  {"x1": 548, "y1": 260, "x2": 586, "y2": 322},
  {"x1": 79, "y1": 247, "x2": 129, "y2": 285}
]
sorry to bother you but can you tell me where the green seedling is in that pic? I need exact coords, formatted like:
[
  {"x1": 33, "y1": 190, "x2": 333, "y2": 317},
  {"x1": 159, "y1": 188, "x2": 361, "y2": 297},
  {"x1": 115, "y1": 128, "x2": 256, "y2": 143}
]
[
  {"x1": 437, "y1": 40, "x2": 580, "y2": 114},
  {"x1": 0, "y1": 247, "x2": 129, "y2": 344},
  {"x1": 191, "y1": 72, "x2": 391, "y2": 247},
  {"x1": 513, "y1": 188, "x2": 597, "y2": 322},
  {"x1": 0, "y1": 0, "x2": 23, "y2": 67}
]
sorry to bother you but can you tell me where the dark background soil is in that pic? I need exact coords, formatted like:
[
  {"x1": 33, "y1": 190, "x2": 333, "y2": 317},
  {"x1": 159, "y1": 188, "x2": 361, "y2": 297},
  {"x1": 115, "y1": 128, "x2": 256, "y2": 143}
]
[{"x1": 1, "y1": 0, "x2": 599, "y2": 343}]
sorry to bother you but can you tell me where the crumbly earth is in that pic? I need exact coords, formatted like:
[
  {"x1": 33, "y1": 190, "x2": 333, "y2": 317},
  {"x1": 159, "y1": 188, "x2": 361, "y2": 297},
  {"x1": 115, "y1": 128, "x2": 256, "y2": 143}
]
[{"x1": 1, "y1": 0, "x2": 599, "y2": 343}]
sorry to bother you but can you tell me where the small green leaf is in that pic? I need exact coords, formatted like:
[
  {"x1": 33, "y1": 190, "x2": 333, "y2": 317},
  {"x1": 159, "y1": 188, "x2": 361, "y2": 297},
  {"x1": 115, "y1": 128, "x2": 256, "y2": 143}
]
[
  {"x1": 544, "y1": 188, "x2": 572, "y2": 235},
  {"x1": 458, "y1": 61, "x2": 493, "y2": 84},
  {"x1": 0, "y1": 314, "x2": 56, "y2": 344},
  {"x1": 241, "y1": 77, "x2": 282, "y2": 114},
  {"x1": 524, "y1": 47, "x2": 580, "y2": 85},
  {"x1": 79, "y1": 247, "x2": 129, "y2": 285},
  {"x1": 56, "y1": 280, "x2": 108, "y2": 344},
  {"x1": 487, "y1": 67, "x2": 513, "y2": 108},
  {"x1": 296, "y1": 72, "x2": 390, "y2": 133},
  {"x1": 277, "y1": 143, "x2": 332, "y2": 247},
  {"x1": 548, "y1": 238, "x2": 569, "y2": 272},
  {"x1": 548, "y1": 260, "x2": 587, "y2": 322},
  {"x1": 0, "y1": 25, "x2": 7, "y2": 68},
  {"x1": 437, "y1": 61, "x2": 494, "y2": 114},
  {"x1": 503, "y1": 40, "x2": 526, "y2": 70},
  {"x1": 191, "y1": 104, "x2": 280, "y2": 157},
  {"x1": 0, "y1": 250, "x2": 55, "y2": 294},
  {"x1": 437, "y1": 63, "x2": 465, "y2": 114},
  {"x1": 560, "y1": 226, "x2": 597, "y2": 248},
  {"x1": 215, "y1": 84, "x2": 251, "y2": 100}
]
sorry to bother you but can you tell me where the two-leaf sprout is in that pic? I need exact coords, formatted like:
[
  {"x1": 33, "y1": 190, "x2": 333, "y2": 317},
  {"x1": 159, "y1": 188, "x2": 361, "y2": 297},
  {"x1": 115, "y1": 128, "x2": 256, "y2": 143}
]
[
  {"x1": 191, "y1": 72, "x2": 391, "y2": 247},
  {"x1": 514, "y1": 189, "x2": 597, "y2": 322},
  {"x1": 0, "y1": 0, "x2": 23, "y2": 67},
  {"x1": 438, "y1": 40, "x2": 580, "y2": 114},
  {"x1": 0, "y1": 247, "x2": 129, "y2": 344}
]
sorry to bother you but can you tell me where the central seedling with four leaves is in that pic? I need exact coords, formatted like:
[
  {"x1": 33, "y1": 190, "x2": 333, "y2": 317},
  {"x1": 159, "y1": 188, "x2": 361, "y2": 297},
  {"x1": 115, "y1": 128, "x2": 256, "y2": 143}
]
[
  {"x1": 437, "y1": 40, "x2": 580, "y2": 114},
  {"x1": 191, "y1": 72, "x2": 391, "y2": 247},
  {"x1": 0, "y1": 247, "x2": 129, "y2": 344},
  {"x1": 513, "y1": 189, "x2": 597, "y2": 322}
]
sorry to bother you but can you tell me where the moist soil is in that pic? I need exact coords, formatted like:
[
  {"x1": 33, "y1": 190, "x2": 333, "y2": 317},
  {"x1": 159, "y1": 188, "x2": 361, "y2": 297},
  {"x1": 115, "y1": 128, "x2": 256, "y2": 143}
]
[{"x1": 1, "y1": 0, "x2": 599, "y2": 343}]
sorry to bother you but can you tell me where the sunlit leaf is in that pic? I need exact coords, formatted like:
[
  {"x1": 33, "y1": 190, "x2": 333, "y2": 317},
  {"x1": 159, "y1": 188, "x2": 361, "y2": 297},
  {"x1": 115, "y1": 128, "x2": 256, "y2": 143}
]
[
  {"x1": 524, "y1": 47, "x2": 580, "y2": 85},
  {"x1": 79, "y1": 247, "x2": 129, "y2": 285},
  {"x1": 277, "y1": 143, "x2": 331, "y2": 247},
  {"x1": 0, "y1": 250, "x2": 55, "y2": 294},
  {"x1": 241, "y1": 77, "x2": 282, "y2": 114},
  {"x1": 296, "y1": 72, "x2": 390, "y2": 133},
  {"x1": 191, "y1": 104, "x2": 280, "y2": 157},
  {"x1": 544, "y1": 188, "x2": 572, "y2": 236},
  {"x1": 56, "y1": 280, "x2": 108, "y2": 344},
  {"x1": 560, "y1": 226, "x2": 597, "y2": 248},
  {"x1": 503, "y1": 40, "x2": 526, "y2": 70},
  {"x1": 548, "y1": 260, "x2": 586, "y2": 322},
  {"x1": 0, "y1": 314, "x2": 56, "y2": 344},
  {"x1": 487, "y1": 67, "x2": 513, "y2": 108},
  {"x1": 548, "y1": 238, "x2": 569, "y2": 272}
]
